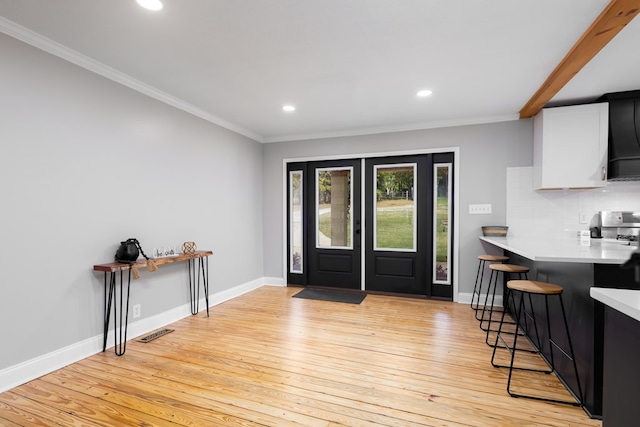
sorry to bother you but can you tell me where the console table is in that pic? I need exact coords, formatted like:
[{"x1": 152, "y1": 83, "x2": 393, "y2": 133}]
[{"x1": 93, "y1": 250, "x2": 213, "y2": 356}]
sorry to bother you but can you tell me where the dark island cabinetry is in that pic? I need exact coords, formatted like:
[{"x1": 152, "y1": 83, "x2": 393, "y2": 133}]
[
  {"x1": 601, "y1": 306, "x2": 640, "y2": 427},
  {"x1": 505, "y1": 252, "x2": 637, "y2": 418}
]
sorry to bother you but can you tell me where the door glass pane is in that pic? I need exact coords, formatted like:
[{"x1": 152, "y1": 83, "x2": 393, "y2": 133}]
[
  {"x1": 374, "y1": 164, "x2": 416, "y2": 251},
  {"x1": 316, "y1": 168, "x2": 352, "y2": 249},
  {"x1": 289, "y1": 170, "x2": 303, "y2": 273},
  {"x1": 433, "y1": 163, "x2": 452, "y2": 284}
]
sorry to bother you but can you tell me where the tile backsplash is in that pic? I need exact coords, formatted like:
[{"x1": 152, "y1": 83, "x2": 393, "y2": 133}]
[{"x1": 506, "y1": 167, "x2": 640, "y2": 238}]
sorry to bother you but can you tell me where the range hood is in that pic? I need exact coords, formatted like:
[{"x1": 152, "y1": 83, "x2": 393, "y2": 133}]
[{"x1": 598, "y1": 90, "x2": 640, "y2": 181}]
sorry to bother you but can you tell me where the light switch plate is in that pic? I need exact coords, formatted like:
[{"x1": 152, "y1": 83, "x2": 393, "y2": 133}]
[{"x1": 469, "y1": 204, "x2": 492, "y2": 214}]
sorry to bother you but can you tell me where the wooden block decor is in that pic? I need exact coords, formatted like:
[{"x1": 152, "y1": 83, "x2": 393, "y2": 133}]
[{"x1": 182, "y1": 241, "x2": 197, "y2": 254}]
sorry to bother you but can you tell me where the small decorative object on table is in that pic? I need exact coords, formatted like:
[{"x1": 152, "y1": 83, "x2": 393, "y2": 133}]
[
  {"x1": 182, "y1": 241, "x2": 197, "y2": 254},
  {"x1": 115, "y1": 238, "x2": 157, "y2": 279},
  {"x1": 153, "y1": 246, "x2": 178, "y2": 258}
]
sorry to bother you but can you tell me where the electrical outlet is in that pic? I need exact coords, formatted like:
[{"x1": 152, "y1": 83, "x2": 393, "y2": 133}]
[
  {"x1": 469, "y1": 204, "x2": 492, "y2": 215},
  {"x1": 133, "y1": 304, "x2": 141, "y2": 319},
  {"x1": 579, "y1": 213, "x2": 589, "y2": 224}
]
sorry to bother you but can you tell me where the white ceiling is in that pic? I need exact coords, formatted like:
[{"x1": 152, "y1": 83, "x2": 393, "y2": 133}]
[{"x1": 1, "y1": 0, "x2": 639, "y2": 143}]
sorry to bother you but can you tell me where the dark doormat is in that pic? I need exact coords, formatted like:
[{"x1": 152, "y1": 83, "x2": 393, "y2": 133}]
[{"x1": 292, "y1": 288, "x2": 366, "y2": 304}]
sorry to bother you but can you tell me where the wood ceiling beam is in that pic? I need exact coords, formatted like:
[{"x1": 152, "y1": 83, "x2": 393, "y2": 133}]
[{"x1": 519, "y1": 0, "x2": 640, "y2": 118}]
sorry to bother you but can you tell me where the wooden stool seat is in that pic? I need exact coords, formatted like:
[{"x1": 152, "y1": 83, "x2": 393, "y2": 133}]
[
  {"x1": 478, "y1": 254, "x2": 509, "y2": 262},
  {"x1": 489, "y1": 263, "x2": 529, "y2": 274},
  {"x1": 507, "y1": 280, "x2": 563, "y2": 295}
]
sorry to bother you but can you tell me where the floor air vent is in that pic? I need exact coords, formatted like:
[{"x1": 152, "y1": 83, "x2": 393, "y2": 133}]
[{"x1": 138, "y1": 328, "x2": 174, "y2": 343}]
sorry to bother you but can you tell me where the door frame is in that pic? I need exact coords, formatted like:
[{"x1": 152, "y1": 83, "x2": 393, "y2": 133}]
[{"x1": 282, "y1": 147, "x2": 460, "y2": 301}]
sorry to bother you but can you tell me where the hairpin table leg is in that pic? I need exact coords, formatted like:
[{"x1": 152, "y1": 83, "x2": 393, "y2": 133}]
[
  {"x1": 188, "y1": 259, "x2": 199, "y2": 315},
  {"x1": 102, "y1": 272, "x2": 115, "y2": 352},
  {"x1": 188, "y1": 257, "x2": 210, "y2": 317},
  {"x1": 103, "y1": 269, "x2": 132, "y2": 356},
  {"x1": 200, "y1": 256, "x2": 209, "y2": 317}
]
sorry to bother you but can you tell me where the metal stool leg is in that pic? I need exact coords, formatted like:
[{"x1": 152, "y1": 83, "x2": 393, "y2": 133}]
[
  {"x1": 498, "y1": 289, "x2": 581, "y2": 406},
  {"x1": 491, "y1": 290, "x2": 515, "y2": 366},
  {"x1": 483, "y1": 271, "x2": 525, "y2": 340},
  {"x1": 556, "y1": 295, "x2": 584, "y2": 405},
  {"x1": 517, "y1": 291, "x2": 543, "y2": 351},
  {"x1": 490, "y1": 288, "x2": 538, "y2": 353},
  {"x1": 476, "y1": 270, "x2": 494, "y2": 322},
  {"x1": 480, "y1": 270, "x2": 501, "y2": 331},
  {"x1": 471, "y1": 259, "x2": 485, "y2": 312},
  {"x1": 492, "y1": 289, "x2": 553, "y2": 369}
]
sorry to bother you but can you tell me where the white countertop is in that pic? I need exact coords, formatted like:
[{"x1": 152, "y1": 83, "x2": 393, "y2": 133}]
[
  {"x1": 591, "y1": 287, "x2": 640, "y2": 322},
  {"x1": 480, "y1": 235, "x2": 638, "y2": 264}
]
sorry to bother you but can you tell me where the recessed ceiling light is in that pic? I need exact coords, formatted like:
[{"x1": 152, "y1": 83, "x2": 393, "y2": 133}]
[
  {"x1": 417, "y1": 90, "x2": 433, "y2": 97},
  {"x1": 136, "y1": 0, "x2": 163, "y2": 11},
  {"x1": 282, "y1": 105, "x2": 296, "y2": 112}
]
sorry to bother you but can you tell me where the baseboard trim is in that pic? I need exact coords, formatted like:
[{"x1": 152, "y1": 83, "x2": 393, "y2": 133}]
[
  {"x1": 457, "y1": 292, "x2": 503, "y2": 308},
  {"x1": 262, "y1": 277, "x2": 286, "y2": 286},
  {"x1": 0, "y1": 277, "x2": 279, "y2": 393}
]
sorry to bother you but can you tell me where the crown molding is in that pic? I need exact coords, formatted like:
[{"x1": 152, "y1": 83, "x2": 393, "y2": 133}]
[
  {"x1": 0, "y1": 17, "x2": 264, "y2": 143},
  {"x1": 262, "y1": 114, "x2": 521, "y2": 143},
  {"x1": 0, "y1": 17, "x2": 521, "y2": 145}
]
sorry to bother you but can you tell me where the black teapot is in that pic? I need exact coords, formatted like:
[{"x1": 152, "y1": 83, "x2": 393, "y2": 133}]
[{"x1": 115, "y1": 238, "x2": 141, "y2": 263}]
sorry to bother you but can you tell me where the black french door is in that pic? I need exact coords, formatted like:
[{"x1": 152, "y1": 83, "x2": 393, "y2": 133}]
[
  {"x1": 364, "y1": 153, "x2": 453, "y2": 298},
  {"x1": 364, "y1": 155, "x2": 429, "y2": 295},
  {"x1": 306, "y1": 159, "x2": 362, "y2": 289},
  {"x1": 286, "y1": 153, "x2": 453, "y2": 299}
]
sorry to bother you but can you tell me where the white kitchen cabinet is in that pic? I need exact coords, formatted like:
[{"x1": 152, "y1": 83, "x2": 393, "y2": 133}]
[{"x1": 533, "y1": 102, "x2": 609, "y2": 189}]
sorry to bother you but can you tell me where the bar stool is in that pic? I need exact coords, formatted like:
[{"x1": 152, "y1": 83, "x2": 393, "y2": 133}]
[
  {"x1": 491, "y1": 280, "x2": 583, "y2": 406},
  {"x1": 471, "y1": 254, "x2": 509, "y2": 317},
  {"x1": 479, "y1": 264, "x2": 529, "y2": 343}
]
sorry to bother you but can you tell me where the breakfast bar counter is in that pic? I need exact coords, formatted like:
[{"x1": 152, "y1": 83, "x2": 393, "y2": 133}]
[
  {"x1": 480, "y1": 235, "x2": 637, "y2": 264},
  {"x1": 480, "y1": 235, "x2": 638, "y2": 418}
]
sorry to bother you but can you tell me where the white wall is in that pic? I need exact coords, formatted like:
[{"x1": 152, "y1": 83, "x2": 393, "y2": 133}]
[
  {"x1": 0, "y1": 34, "x2": 264, "y2": 375},
  {"x1": 262, "y1": 120, "x2": 533, "y2": 300},
  {"x1": 507, "y1": 166, "x2": 640, "y2": 238}
]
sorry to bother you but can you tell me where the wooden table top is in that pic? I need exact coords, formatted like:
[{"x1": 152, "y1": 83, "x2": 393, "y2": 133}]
[{"x1": 93, "y1": 250, "x2": 213, "y2": 272}]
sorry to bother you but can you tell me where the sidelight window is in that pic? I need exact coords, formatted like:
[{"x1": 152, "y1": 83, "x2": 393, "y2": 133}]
[
  {"x1": 289, "y1": 170, "x2": 303, "y2": 273},
  {"x1": 433, "y1": 163, "x2": 451, "y2": 284}
]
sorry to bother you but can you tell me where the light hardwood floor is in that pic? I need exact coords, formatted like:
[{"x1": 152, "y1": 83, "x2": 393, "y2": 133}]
[{"x1": 0, "y1": 286, "x2": 602, "y2": 426}]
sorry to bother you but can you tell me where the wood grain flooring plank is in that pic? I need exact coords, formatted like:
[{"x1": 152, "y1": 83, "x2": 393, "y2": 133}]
[
  {"x1": 121, "y1": 332, "x2": 587, "y2": 426},
  {"x1": 9, "y1": 381, "x2": 180, "y2": 426},
  {"x1": 94, "y1": 345, "x2": 576, "y2": 427},
  {"x1": 0, "y1": 391, "x2": 106, "y2": 427},
  {"x1": 69, "y1": 359, "x2": 436, "y2": 427},
  {"x1": 0, "y1": 286, "x2": 600, "y2": 426},
  {"x1": 39, "y1": 366, "x2": 268, "y2": 427},
  {"x1": 145, "y1": 322, "x2": 566, "y2": 402}
]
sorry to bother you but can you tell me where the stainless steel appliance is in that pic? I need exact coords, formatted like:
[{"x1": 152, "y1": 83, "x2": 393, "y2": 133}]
[{"x1": 589, "y1": 211, "x2": 640, "y2": 246}]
